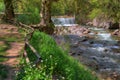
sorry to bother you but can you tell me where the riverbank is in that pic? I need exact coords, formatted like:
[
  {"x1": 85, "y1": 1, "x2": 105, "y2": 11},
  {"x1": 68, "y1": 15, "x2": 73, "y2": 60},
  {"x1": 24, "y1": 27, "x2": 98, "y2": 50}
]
[{"x1": 16, "y1": 31, "x2": 98, "y2": 80}]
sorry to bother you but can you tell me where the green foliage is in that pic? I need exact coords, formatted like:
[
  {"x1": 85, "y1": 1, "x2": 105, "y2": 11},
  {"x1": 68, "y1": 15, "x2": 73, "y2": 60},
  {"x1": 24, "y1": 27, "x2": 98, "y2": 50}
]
[
  {"x1": 0, "y1": 43, "x2": 7, "y2": 52},
  {"x1": 51, "y1": 0, "x2": 76, "y2": 16},
  {"x1": 0, "y1": 42, "x2": 9, "y2": 62},
  {"x1": 15, "y1": 0, "x2": 41, "y2": 24},
  {"x1": 14, "y1": 0, "x2": 41, "y2": 13},
  {"x1": 16, "y1": 60, "x2": 52, "y2": 80},
  {"x1": 74, "y1": 0, "x2": 120, "y2": 23},
  {"x1": 0, "y1": 64, "x2": 8, "y2": 79},
  {"x1": 16, "y1": 9, "x2": 40, "y2": 24},
  {"x1": 88, "y1": 8, "x2": 102, "y2": 19},
  {"x1": 1, "y1": 0, "x2": 120, "y2": 23},
  {"x1": 0, "y1": 1, "x2": 4, "y2": 12},
  {"x1": 51, "y1": 1, "x2": 65, "y2": 16},
  {"x1": 0, "y1": 52, "x2": 8, "y2": 62},
  {"x1": 89, "y1": 0, "x2": 120, "y2": 22},
  {"x1": 74, "y1": 0, "x2": 93, "y2": 23},
  {"x1": 0, "y1": 34, "x2": 24, "y2": 42},
  {"x1": 16, "y1": 31, "x2": 98, "y2": 80}
]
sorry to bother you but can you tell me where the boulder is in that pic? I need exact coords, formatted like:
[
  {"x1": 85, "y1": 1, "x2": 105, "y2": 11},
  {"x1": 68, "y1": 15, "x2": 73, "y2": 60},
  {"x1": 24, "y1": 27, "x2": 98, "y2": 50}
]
[
  {"x1": 86, "y1": 22, "x2": 93, "y2": 26},
  {"x1": 83, "y1": 29, "x2": 90, "y2": 34},
  {"x1": 112, "y1": 29, "x2": 119, "y2": 35},
  {"x1": 92, "y1": 18, "x2": 99, "y2": 27},
  {"x1": 86, "y1": 17, "x2": 120, "y2": 29}
]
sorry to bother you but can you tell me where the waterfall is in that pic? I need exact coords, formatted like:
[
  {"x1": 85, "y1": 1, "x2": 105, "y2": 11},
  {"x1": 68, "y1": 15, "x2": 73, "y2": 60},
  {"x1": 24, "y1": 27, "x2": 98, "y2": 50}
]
[{"x1": 51, "y1": 17, "x2": 77, "y2": 26}]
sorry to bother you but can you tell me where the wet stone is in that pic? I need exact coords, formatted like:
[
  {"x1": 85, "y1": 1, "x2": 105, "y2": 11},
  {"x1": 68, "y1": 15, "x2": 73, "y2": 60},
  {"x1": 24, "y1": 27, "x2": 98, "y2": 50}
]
[
  {"x1": 77, "y1": 53, "x2": 81, "y2": 55},
  {"x1": 70, "y1": 52, "x2": 76, "y2": 56},
  {"x1": 104, "y1": 48, "x2": 108, "y2": 52},
  {"x1": 90, "y1": 56, "x2": 120, "y2": 70},
  {"x1": 70, "y1": 44, "x2": 79, "y2": 48},
  {"x1": 89, "y1": 41, "x2": 94, "y2": 44}
]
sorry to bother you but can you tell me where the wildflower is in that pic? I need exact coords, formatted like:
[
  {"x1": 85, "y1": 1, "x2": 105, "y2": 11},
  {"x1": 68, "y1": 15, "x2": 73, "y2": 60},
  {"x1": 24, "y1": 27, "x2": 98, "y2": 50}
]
[
  {"x1": 62, "y1": 77, "x2": 65, "y2": 79},
  {"x1": 41, "y1": 60, "x2": 43, "y2": 63},
  {"x1": 33, "y1": 64, "x2": 36, "y2": 67},
  {"x1": 55, "y1": 63, "x2": 57, "y2": 65},
  {"x1": 50, "y1": 55, "x2": 52, "y2": 58}
]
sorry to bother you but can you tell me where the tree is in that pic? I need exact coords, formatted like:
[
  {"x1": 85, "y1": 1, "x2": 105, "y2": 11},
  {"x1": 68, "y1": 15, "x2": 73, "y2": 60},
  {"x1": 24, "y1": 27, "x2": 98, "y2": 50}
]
[
  {"x1": 32, "y1": 0, "x2": 59, "y2": 34},
  {"x1": 3, "y1": 0, "x2": 15, "y2": 22},
  {"x1": 40, "y1": 0, "x2": 52, "y2": 26},
  {"x1": 74, "y1": 0, "x2": 91, "y2": 24},
  {"x1": 89, "y1": 0, "x2": 120, "y2": 22}
]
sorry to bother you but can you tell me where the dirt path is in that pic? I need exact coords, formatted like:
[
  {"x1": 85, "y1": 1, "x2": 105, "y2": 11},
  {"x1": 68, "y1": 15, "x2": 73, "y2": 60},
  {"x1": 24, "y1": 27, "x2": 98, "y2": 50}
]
[{"x1": 0, "y1": 24, "x2": 24, "y2": 80}]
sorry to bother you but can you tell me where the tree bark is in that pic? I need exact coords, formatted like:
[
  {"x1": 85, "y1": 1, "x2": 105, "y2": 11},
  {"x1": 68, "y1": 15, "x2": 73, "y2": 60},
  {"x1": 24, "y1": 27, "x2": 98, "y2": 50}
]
[
  {"x1": 3, "y1": 0, "x2": 15, "y2": 22},
  {"x1": 39, "y1": 0, "x2": 55, "y2": 34}
]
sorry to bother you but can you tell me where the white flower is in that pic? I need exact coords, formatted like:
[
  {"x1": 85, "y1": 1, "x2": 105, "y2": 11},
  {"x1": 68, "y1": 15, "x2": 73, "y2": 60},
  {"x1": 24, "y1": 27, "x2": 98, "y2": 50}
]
[
  {"x1": 50, "y1": 55, "x2": 52, "y2": 58},
  {"x1": 41, "y1": 60, "x2": 43, "y2": 63},
  {"x1": 62, "y1": 77, "x2": 65, "y2": 79}
]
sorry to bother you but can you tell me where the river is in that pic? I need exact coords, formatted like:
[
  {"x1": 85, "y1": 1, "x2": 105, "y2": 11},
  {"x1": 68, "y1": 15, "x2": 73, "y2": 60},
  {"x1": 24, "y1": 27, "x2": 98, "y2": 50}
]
[{"x1": 52, "y1": 17, "x2": 120, "y2": 80}]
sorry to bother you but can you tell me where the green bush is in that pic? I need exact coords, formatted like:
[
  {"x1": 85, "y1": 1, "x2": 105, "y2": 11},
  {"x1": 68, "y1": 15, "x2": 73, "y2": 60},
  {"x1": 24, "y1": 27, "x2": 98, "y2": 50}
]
[
  {"x1": 16, "y1": 8, "x2": 40, "y2": 25},
  {"x1": 16, "y1": 31, "x2": 98, "y2": 80},
  {"x1": 16, "y1": 0, "x2": 40, "y2": 25},
  {"x1": 0, "y1": 1, "x2": 4, "y2": 12},
  {"x1": 0, "y1": 64, "x2": 8, "y2": 79},
  {"x1": 16, "y1": 61, "x2": 52, "y2": 80},
  {"x1": 88, "y1": 8, "x2": 102, "y2": 19}
]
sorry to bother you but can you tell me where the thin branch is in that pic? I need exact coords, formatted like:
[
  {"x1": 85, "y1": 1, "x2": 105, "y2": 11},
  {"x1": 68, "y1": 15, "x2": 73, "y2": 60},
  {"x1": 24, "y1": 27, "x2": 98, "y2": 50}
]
[
  {"x1": 23, "y1": 43, "x2": 30, "y2": 63},
  {"x1": 25, "y1": 41, "x2": 41, "y2": 59},
  {"x1": 19, "y1": 22, "x2": 34, "y2": 32}
]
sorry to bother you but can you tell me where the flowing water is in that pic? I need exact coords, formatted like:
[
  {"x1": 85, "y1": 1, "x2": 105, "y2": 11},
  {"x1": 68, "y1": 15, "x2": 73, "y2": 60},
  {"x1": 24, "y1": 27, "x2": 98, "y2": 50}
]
[
  {"x1": 53, "y1": 17, "x2": 120, "y2": 79},
  {"x1": 51, "y1": 17, "x2": 78, "y2": 26}
]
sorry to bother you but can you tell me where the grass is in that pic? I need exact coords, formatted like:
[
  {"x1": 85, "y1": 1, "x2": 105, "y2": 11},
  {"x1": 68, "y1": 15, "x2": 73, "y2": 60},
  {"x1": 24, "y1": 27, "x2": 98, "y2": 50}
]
[
  {"x1": 0, "y1": 42, "x2": 8, "y2": 51},
  {"x1": 0, "y1": 37, "x2": 19, "y2": 42},
  {"x1": 0, "y1": 34, "x2": 24, "y2": 42},
  {"x1": 0, "y1": 52, "x2": 8, "y2": 62},
  {"x1": 0, "y1": 64, "x2": 8, "y2": 80},
  {"x1": 0, "y1": 41, "x2": 9, "y2": 62},
  {"x1": 0, "y1": 41, "x2": 9, "y2": 79},
  {"x1": 16, "y1": 30, "x2": 98, "y2": 80}
]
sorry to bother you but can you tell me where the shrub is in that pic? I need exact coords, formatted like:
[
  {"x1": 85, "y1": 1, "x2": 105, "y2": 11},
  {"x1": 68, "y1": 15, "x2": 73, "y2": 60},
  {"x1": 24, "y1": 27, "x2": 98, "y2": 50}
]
[{"x1": 16, "y1": 8, "x2": 40, "y2": 25}]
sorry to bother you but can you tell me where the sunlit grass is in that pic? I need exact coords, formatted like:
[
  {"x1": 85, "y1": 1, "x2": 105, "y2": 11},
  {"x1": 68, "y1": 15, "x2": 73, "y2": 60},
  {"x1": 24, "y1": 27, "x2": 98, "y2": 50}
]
[
  {"x1": 16, "y1": 30, "x2": 98, "y2": 80},
  {"x1": 0, "y1": 53, "x2": 8, "y2": 62},
  {"x1": 0, "y1": 34, "x2": 24, "y2": 42},
  {"x1": 0, "y1": 42, "x2": 9, "y2": 62}
]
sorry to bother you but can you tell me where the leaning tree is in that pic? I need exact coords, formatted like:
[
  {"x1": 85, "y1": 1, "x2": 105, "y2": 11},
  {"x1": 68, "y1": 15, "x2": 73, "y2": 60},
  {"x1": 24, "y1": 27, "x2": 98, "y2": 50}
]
[{"x1": 31, "y1": 0, "x2": 59, "y2": 34}]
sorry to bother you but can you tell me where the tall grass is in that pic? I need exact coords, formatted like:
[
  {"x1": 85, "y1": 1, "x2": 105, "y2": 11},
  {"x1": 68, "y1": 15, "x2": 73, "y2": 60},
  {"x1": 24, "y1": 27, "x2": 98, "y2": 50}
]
[{"x1": 16, "y1": 30, "x2": 98, "y2": 80}]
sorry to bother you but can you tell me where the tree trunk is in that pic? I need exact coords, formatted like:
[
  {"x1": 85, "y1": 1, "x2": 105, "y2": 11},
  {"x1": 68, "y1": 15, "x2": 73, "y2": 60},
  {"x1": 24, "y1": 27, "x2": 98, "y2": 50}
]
[
  {"x1": 39, "y1": 0, "x2": 54, "y2": 34},
  {"x1": 3, "y1": 0, "x2": 15, "y2": 22}
]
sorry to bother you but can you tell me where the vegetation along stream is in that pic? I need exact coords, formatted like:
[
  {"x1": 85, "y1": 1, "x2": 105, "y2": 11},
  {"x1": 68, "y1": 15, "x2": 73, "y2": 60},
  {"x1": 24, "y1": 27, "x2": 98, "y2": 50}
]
[{"x1": 0, "y1": 0, "x2": 120, "y2": 80}]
